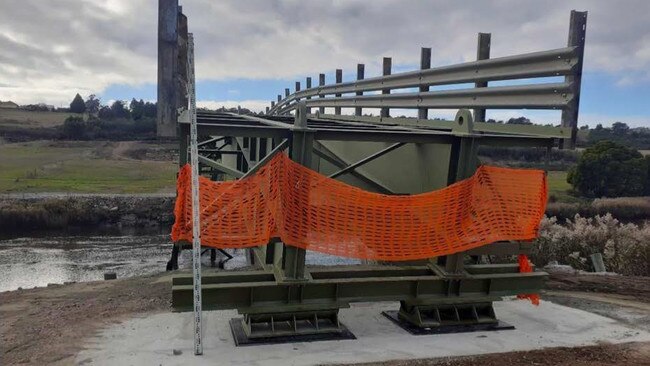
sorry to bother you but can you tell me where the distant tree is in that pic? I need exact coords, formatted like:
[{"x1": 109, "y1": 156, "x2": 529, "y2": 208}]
[
  {"x1": 98, "y1": 105, "x2": 113, "y2": 119},
  {"x1": 142, "y1": 101, "x2": 156, "y2": 118},
  {"x1": 579, "y1": 124, "x2": 589, "y2": 130},
  {"x1": 567, "y1": 140, "x2": 647, "y2": 198},
  {"x1": 595, "y1": 123, "x2": 603, "y2": 131},
  {"x1": 85, "y1": 94, "x2": 101, "y2": 115},
  {"x1": 506, "y1": 116, "x2": 532, "y2": 125},
  {"x1": 129, "y1": 98, "x2": 145, "y2": 120},
  {"x1": 69, "y1": 93, "x2": 86, "y2": 113},
  {"x1": 611, "y1": 121, "x2": 630, "y2": 135},
  {"x1": 62, "y1": 116, "x2": 86, "y2": 139},
  {"x1": 110, "y1": 100, "x2": 130, "y2": 119}
]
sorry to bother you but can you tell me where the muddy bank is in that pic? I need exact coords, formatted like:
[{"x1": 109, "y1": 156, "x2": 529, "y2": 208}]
[{"x1": 0, "y1": 194, "x2": 175, "y2": 237}]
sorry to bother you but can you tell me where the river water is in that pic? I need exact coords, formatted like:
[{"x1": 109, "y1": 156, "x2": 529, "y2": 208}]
[{"x1": 0, "y1": 232, "x2": 358, "y2": 292}]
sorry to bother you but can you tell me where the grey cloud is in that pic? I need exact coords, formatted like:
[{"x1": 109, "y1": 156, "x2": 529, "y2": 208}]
[{"x1": 0, "y1": 0, "x2": 649, "y2": 105}]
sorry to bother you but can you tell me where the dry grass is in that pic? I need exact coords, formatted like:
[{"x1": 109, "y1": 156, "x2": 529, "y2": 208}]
[{"x1": 0, "y1": 109, "x2": 81, "y2": 128}]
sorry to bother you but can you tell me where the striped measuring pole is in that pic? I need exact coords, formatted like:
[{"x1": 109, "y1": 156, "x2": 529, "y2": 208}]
[{"x1": 187, "y1": 32, "x2": 203, "y2": 356}]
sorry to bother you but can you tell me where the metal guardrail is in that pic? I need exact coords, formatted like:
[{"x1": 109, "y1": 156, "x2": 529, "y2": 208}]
[
  {"x1": 266, "y1": 11, "x2": 587, "y2": 148},
  {"x1": 269, "y1": 47, "x2": 579, "y2": 115}
]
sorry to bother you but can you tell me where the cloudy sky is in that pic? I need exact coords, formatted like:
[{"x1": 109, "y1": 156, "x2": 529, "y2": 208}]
[{"x1": 1, "y1": 0, "x2": 649, "y2": 126}]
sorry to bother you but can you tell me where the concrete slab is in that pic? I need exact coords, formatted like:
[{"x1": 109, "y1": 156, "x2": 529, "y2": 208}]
[{"x1": 77, "y1": 299, "x2": 650, "y2": 365}]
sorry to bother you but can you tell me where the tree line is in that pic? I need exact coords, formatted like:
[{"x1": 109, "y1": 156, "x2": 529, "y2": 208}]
[{"x1": 63, "y1": 94, "x2": 158, "y2": 140}]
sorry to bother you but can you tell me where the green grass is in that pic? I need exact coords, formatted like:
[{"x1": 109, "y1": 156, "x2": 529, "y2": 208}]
[
  {"x1": 547, "y1": 170, "x2": 583, "y2": 203},
  {"x1": 0, "y1": 141, "x2": 177, "y2": 193}
]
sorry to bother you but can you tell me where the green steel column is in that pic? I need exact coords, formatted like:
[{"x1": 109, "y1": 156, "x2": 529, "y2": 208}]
[
  {"x1": 444, "y1": 110, "x2": 478, "y2": 274},
  {"x1": 283, "y1": 102, "x2": 313, "y2": 280}
]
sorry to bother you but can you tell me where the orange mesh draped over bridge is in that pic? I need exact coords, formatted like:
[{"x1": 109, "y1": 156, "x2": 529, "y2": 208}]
[{"x1": 171, "y1": 153, "x2": 547, "y2": 261}]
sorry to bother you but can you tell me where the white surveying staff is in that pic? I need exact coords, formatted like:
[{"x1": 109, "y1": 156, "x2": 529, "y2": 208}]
[{"x1": 187, "y1": 32, "x2": 203, "y2": 356}]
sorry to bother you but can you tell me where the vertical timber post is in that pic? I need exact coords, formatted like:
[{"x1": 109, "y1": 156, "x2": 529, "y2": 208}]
[
  {"x1": 334, "y1": 69, "x2": 343, "y2": 115},
  {"x1": 283, "y1": 102, "x2": 313, "y2": 280},
  {"x1": 418, "y1": 48, "x2": 431, "y2": 120},
  {"x1": 355, "y1": 64, "x2": 365, "y2": 116},
  {"x1": 157, "y1": 0, "x2": 179, "y2": 138},
  {"x1": 318, "y1": 74, "x2": 326, "y2": 114},
  {"x1": 560, "y1": 10, "x2": 587, "y2": 149},
  {"x1": 473, "y1": 33, "x2": 490, "y2": 122},
  {"x1": 381, "y1": 57, "x2": 392, "y2": 118}
]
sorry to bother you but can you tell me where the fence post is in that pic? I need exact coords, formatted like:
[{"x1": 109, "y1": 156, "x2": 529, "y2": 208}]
[
  {"x1": 318, "y1": 73, "x2": 325, "y2": 114},
  {"x1": 381, "y1": 57, "x2": 392, "y2": 118},
  {"x1": 418, "y1": 48, "x2": 431, "y2": 120},
  {"x1": 295, "y1": 81, "x2": 301, "y2": 103},
  {"x1": 285, "y1": 88, "x2": 290, "y2": 98},
  {"x1": 560, "y1": 10, "x2": 587, "y2": 149},
  {"x1": 355, "y1": 64, "x2": 365, "y2": 116},
  {"x1": 157, "y1": 0, "x2": 179, "y2": 138},
  {"x1": 277, "y1": 94, "x2": 281, "y2": 103},
  {"x1": 473, "y1": 33, "x2": 491, "y2": 122},
  {"x1": 306, "y1": 77, "x2": 312, "y2": 114},
  {"x1": 334, "y1": 69, "x2": 343, "y2": 115}
]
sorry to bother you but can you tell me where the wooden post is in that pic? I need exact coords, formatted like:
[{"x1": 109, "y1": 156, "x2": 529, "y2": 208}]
[
  {"x1": 285, "y1": 88, "x2": 290, "y2": 98},
  {"x1": 380, "y1": 57, "x2": 391, "y2": 118},
  {"x1": 318, "y1": 73, "x2": 325, "y2": 114},
  {"x1": 334, "y1": 69, "x2": 342, "y2": 115},
  {"x1": 560, "y1": 11, "x2": 587, "y2": 149},
  {"x1": 355, "y1": 64, "x2": 365, "y2": 116},
  {"x1": 277, "y1": 95, "x2": 281, "y2": 103},
  {"x1": 295, "y1": 81, "x2": 301, "y2": 103},
  {"x1": 157, "y1": 0, "x2": 179, "y2": 138},
  {"x1": 418, "y1": 48, "x2": 431, "y2": 120},
  {"x1": 473, "y1": 33, "x2": 491, "y2": 122}
]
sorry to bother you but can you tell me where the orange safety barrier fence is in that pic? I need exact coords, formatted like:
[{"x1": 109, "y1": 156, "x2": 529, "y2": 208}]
[
  {"x1": 171, "y1": 153, "x2": 547, "y2": 261},
  {"x1": 518, "y1": 254, "x2": 541, "y2": 305}
]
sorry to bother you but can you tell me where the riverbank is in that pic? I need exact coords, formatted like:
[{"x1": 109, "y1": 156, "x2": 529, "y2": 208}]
[
  {"x1": 0, "y1": 193, "x2": 175, "y2": 236},
  {"x1": 1, "y1": 272, "x2": 648, "y2": 365}
]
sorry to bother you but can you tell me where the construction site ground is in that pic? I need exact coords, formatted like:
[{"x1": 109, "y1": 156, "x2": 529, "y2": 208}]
[{"x1": 1, "y1": 271, "x2": 649, "y2": 365}]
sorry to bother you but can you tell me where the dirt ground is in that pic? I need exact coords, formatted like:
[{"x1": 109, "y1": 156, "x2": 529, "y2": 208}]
[
  {"x1": 0, "y1": 273, "x2": 170, "y2": 365},
  {"x1": 1, "y1": 271, "x2": 649, "y2": 365},
  {"x1": 337, "y1": 342, "x2": 650, "y2": 366}
]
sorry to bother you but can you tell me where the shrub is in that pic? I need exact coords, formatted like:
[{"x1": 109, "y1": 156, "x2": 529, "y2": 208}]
[
  {"x1": 567, "y1": 140, "x2": 648, "y2": 197},
  {"x1": 530, "y1": 214, "x2": 650, "y2": 276},
  {"x1": 62, "y1": 116, "x2": 86, "y2": 139}
]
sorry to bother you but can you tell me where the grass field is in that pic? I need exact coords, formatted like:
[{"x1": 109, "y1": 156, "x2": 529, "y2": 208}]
[
  {"x1": 0, "y1": 141, "x2": 177, "y2": 193},
  {"x1": 546, "y1": 170, "x2": 583, "y2": 203},
  {"x1": 0, "y1": 109, "x2": 81, "y2": 128}
]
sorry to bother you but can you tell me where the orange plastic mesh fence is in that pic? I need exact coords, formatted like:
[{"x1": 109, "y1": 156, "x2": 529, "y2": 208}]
[
  {"x1": 171, "y1": 153, "x2": 547, "y2": 261},
  {"x1": 518, "y1": 254, "x2": 541, "y2": 305}
]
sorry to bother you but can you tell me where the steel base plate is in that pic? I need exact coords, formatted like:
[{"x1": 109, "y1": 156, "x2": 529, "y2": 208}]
[
  {"x1": 381, "y1": 310, "x2": 515, "y2": 335},
  {"x1": 229, "y1": 318, "x2": 356, "y2": 346}
]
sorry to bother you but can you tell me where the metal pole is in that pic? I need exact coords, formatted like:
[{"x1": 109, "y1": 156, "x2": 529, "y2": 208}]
[
  {"x1": 560, "y1": 10, "x2": 587, "y2": 149},
  {"x1": 318, "y1": 73, "x2": 326, "y2": 114},
  {"x1": 306, "y1": 77, "x2": 312, "y2": 114},
  {"x1": 418, "y1": 48, "x2": 431, "y2": 120},
  {"x1": 380, "y1": 57, "x2": 391, "y2": 118},
  {"x1": 187, "y1": 33, "x2": 203, "y2": 356},
  {"x1": 335, "y1": 69, "x2": 343, "y2": 115},
  {"x1": 474, "y1": 33, "x2": 491, "y2": 122},
  {"x1": 355, "y1": 64, "x2": 365, "y2": 116}
]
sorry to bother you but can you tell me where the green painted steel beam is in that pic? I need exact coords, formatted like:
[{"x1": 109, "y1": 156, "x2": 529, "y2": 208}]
[{"x1": 172, "y1": 268, "x2": 547, "y2": 312}]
